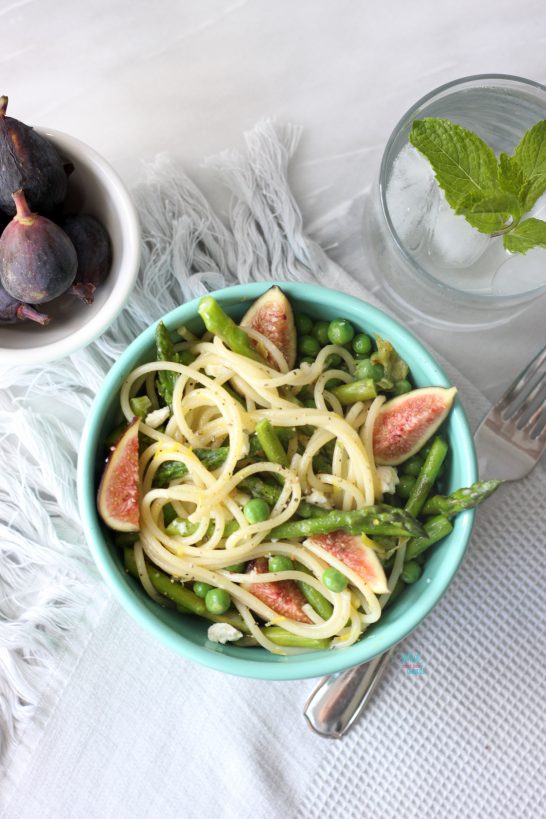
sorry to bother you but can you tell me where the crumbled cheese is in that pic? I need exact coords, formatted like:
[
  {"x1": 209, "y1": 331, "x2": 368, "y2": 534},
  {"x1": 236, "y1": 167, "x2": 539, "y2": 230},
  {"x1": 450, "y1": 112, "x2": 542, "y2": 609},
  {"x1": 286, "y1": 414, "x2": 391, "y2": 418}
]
[
  {"x1": 145, "y1": 406, "x2": 171, "y2": 429},
  {"x1": 305, "y1": 489, "x2": 331, "y2": 508},
  {"x1": 376, "y1": 466, "x2": 399, "y2": 496},
  {"x1": 207, "y1": 623, "x2": 243, "y2": 644},
  {"x1": 240, "y1": 434, "x2": 250, "y2": 459}
]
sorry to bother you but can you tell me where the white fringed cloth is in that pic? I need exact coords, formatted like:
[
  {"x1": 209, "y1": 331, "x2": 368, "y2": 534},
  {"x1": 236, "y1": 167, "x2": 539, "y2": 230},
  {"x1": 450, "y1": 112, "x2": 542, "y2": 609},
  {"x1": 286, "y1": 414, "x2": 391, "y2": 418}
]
[
  {"x1": 0, "y1": 121, "x2": 350, "y2": 760},
  {"x1": 1, "y1": 122, "x2": 545, "y2": 819}
]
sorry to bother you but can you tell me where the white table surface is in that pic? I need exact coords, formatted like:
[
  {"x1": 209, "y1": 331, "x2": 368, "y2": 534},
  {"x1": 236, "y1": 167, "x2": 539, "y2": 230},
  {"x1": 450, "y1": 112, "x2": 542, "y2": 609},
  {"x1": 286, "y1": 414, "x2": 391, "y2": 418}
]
[{"x1": 2, "y1": 1, "x2": 546, "y2": 816}]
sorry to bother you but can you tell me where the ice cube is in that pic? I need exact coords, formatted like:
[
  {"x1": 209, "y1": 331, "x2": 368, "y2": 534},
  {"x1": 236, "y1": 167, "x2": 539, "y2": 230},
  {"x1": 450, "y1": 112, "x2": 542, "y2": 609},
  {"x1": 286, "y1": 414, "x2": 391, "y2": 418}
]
[
  {"x1": 386, "y1": 144, "x2": 440, "y2": 254},
  {"x1": 425, "y1": 192, "x2": 490, "y2": 269},
  {"x1": 492, "y1": 247, "x2": 546, "y2": 296}
]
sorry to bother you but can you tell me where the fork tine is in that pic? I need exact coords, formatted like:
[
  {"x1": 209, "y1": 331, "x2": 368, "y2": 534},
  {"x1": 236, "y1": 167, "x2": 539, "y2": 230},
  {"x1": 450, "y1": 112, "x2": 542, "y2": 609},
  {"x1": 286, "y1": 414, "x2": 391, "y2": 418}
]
[
  {"x1": 525, "y1": 386, "x2": 546, "y2": 438},
  {"x1": 497, "y1": 344, "x2": 546, "y2": 414},
  {"x1": 510, "y1": 371, "x2": 546, "y2": 428}
]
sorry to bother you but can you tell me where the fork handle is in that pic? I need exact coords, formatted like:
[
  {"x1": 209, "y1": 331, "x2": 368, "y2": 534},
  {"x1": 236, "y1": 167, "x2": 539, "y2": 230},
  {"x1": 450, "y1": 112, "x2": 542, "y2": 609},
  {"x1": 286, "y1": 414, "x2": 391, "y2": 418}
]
[{"x1": 303, "y1": 647, "x2": 395, "y2": 738}]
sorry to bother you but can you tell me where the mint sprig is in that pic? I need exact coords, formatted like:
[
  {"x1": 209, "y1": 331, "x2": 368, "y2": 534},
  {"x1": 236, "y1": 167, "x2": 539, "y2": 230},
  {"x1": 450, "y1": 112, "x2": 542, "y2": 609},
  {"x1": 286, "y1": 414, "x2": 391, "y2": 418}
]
[{"x1": 409, "y1": 118, "x2": 546, "y2": 254}]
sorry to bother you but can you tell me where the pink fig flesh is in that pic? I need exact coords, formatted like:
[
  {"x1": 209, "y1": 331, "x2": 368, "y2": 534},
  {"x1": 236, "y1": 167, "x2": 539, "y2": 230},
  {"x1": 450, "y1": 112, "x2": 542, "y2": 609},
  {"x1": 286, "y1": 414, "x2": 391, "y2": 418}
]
[
  {"x1": 243, "y1": 557, "x2": 311, "y2": 623},
  {"x1": 240, "y1": 286, "x2": 297, "y2": 369},
  {"x1": 97, "y1": 417, "x2": 140, "y2": 532},
  {"x1": 373, "y1": 386, "x2": 457, "y2": 466},
  {"x1": 308, "y1": 531, "x2": 388, "y2": 594}
]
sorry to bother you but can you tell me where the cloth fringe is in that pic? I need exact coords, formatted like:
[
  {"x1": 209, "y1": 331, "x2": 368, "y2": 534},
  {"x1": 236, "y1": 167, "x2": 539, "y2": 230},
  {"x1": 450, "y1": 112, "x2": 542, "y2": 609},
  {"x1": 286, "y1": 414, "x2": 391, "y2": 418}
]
[{"x1": 0, "y1": 120, "x2": 343, "y2": 765}]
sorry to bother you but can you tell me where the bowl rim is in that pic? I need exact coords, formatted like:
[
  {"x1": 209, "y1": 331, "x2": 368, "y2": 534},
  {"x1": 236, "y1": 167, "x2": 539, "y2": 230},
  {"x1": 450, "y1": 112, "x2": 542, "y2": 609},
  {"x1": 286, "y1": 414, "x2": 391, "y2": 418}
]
[
  {"x1": 0, "y1": 128, "x2": 141, "y2": 365},
  {"x1": 78, "y1": 281, "x2": 477, "y2": 680}
]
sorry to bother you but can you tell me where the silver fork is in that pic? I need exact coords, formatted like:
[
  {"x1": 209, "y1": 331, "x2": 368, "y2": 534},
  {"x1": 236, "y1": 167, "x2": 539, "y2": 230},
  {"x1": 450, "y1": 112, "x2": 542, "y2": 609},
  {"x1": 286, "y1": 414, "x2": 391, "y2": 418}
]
[
  {"x1": 474, "y1": 344, "x2": 546, "y2": 480},
  {"x1": 304, "y1": 344, "x2": 546, "y2": 738}
]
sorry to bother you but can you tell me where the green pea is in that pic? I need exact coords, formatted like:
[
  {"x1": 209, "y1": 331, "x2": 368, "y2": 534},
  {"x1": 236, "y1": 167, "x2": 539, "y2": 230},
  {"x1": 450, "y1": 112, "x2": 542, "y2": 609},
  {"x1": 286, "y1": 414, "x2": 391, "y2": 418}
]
[
  {"x1": 322, "y1": 567, "x2": 348, "y2": 592},
  {"x1": 268, "y1": 555, "x2": 293, "y2": 572},
  {"x1": 327, "y1": 319, "x2": 355, "y2": 346},
  {"x1": 300, "y1": 356, "x2": 315, "y2": 366},
  {"x1": 312, "y1": 320, "x2": 330, "y2": 346},
  {"x1": 225, "y1": 562, "x2": 246, "y2": 573},
  {"x1": 355, "y1": 358, "x2": 385, "y2": 382},
  {"x1": 393, "y1": 379, "x2": 412, "y2": 395},
  {"x1": 298, "y1": 335, "x2": 321, "y2": 357},
  {"x1": 193, "y1": 581, "x2": 214, "y2": 599},
  {"x1": 205, "y1": 587, "x2": 231, "y2": 614},
  {"x1": 325, "y1": 353, "x2": 342, "y2": 368},
  {"x1": 402, "y1": 455, "x2": 424, "y2": 477},
  {"x1": 397, "y1": 474, "x2": 417, "y2": 499},
  {"x1": 352, "y1": 333, "x2": 372, "y2": 356},
  {"x1": 243, "y1": 498, "x2": 270, "y2": 524},
  {"x1": 304, "y1": 399, "x2": 317, "y2": 408},
  {"x1": 401, "y1": 561, "x2": 422, "y2": 584},
  {"x1": 295, "y1": 313, "x2": 313, "y2": 335},
  {"x1": 325, "y1": 378, "x2": 343, "y2": 390}
]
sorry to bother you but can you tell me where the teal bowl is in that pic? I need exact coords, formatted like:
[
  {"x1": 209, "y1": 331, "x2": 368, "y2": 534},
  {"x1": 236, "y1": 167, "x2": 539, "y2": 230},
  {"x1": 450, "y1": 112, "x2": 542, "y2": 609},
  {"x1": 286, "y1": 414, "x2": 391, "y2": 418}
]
[{"x1": 78, "y1": 282, "x2": 477, "y2": 680}]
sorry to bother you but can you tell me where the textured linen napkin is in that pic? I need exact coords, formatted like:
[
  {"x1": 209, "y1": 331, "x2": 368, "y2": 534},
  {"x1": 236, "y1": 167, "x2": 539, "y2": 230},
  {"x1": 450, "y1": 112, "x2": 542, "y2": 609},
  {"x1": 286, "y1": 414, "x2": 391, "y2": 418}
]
[{"x1": 1, "y1": 122, "x2": 544, "y2": 818}]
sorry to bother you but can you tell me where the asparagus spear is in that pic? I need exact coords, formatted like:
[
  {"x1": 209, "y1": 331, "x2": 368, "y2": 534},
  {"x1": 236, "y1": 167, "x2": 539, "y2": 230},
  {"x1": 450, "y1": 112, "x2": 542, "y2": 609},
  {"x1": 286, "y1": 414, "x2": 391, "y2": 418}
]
[
  {"x1": 404, "y1": 515, "x2": 453, "y2": 561},
  {"x1": 331, "y1": 378, "x2": 377, "y2": 405},
  {"x1": 124, "y1": 547, "x2": 329, "y2": 648},
  {"x1": 405, "y1": 436, "x2": 449, "y2": 517},
  {"x1": 420, "y1": 480, "x2": 503, "y2": 517},
  {"x1": 155, "y1": 320, "x2": 182, "y2": 407},
  {"x1": 130, "y1": 395, "x2": 152, "y2": 418},
  {"x1": 198, "y1": 296, "x2": 267, "y2": 364},
  {"x1": 239, "y1": 475, "x2": 327, "y2": 519},
  {"x1": 263, "y1": 626, "x2": 330, "y2": 650},
  {"x1": 270, "y1": 505, "x2": 426, "y2": 540},
  {"x1": 294, "y1": 562, "x2": 334, "y2": 621},
  {"x1": 255, "y1": 418, "x2": 290, "y2": 468},
  {"x1": 154, "y1": 429, "x2": 296, "y2": 488},
  {"x1": 154, "y1": 447, "x2": 230, "y2": 487},
  {"x1": 124, "y1": 546, "x2": 206, "y2": 615}
]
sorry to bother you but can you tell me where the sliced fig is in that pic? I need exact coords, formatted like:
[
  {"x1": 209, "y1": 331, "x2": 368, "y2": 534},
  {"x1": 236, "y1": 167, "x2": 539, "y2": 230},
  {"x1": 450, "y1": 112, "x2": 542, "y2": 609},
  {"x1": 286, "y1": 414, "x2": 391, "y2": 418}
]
[
  {"x1": 243, "y1": 557, "x2": 311, "y2": 623},
  {"x1": 0, "y1": 96, "x2": 67, "y2": 217},
  {"x1": 240, "y1": 286, "x2": 296, "y2": 370},
  {"x1": 97, "y1": 417, "x2": 140, "y2": 532},
  {"x1": 373, "y1": 386, "x2": 457, "y2": 466},
  {"x1": 307, "y1": 531, "x2": 388, "y2": 594}
]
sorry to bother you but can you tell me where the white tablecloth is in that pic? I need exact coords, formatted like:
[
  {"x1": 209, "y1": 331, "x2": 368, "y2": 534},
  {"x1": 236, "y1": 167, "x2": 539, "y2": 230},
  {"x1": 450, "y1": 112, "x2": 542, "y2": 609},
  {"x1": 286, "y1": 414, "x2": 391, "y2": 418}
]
[{"x1": 1, "y1": 1, "x2": 546, "y2": 816}]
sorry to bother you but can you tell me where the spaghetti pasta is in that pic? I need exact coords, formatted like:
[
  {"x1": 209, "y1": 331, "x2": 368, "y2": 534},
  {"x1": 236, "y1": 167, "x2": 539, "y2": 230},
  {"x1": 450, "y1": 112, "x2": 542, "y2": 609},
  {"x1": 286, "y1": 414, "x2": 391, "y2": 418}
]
[{"x1": 100, "y1": 290, "x2": 456, "y2": 654}]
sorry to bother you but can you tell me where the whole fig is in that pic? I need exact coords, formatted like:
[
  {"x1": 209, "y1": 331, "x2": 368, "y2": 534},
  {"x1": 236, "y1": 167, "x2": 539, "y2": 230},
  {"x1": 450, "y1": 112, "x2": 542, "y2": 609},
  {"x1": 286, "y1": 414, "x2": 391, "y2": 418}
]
[
  {"x1": 0, "y1": 95, "x2": 67, "y2": 217},
  {"x1": 0, "y1": 280, "x2": 50, "y2": 325},
  {"x1": 0, "y1": 189, "x2": 77, "y2": 304},
  {"x1": 61, "y1": 214, "x2": 112, "y2": 303}
]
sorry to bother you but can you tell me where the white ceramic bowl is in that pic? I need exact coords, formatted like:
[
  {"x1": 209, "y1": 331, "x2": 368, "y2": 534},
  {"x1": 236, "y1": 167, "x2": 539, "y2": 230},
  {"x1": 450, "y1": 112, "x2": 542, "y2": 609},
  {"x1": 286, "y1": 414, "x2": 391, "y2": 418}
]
[{"x1": 0, "y1": 128, "x2": 141, "y2": 365}]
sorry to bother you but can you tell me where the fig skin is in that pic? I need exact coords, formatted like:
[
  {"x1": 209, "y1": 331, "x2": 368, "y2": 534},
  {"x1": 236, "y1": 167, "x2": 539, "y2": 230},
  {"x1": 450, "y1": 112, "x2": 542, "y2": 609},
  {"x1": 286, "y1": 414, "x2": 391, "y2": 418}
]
[
  {"x1": 0, "y1": 280, "x2": 50, "y2": 325},
  {"x1": 0, "y1": 95, "x2": 67, "y2": 218},
  {"x1": 61, "y1": 214, "x2": 112, "y2": 302},
  {"x1": 0, "y1": 189, "x2": 77, "y2": 305}
]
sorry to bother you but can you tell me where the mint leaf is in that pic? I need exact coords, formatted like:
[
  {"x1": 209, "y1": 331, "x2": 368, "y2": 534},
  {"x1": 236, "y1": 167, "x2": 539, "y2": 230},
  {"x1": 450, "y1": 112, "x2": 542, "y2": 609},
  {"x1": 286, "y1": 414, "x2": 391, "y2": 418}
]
[
  {"x1": 512, "y1": 119, "x2": 546, "y2": 211},
  {"x1": 498, "y1": 152, "x2": 524, "y2": 197},
  {"x1": 409, "y1": 118, "x2": 500, "y2": 210},
  {"x1": 503, "y1": 218, "x2": 546, "y2": 253},
  {"x1": 461, "y1": 191, "x2": 521, "y2": 233},
  {"x1": 519, "y1": 173, "x2": 546, "y2": 213}
]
